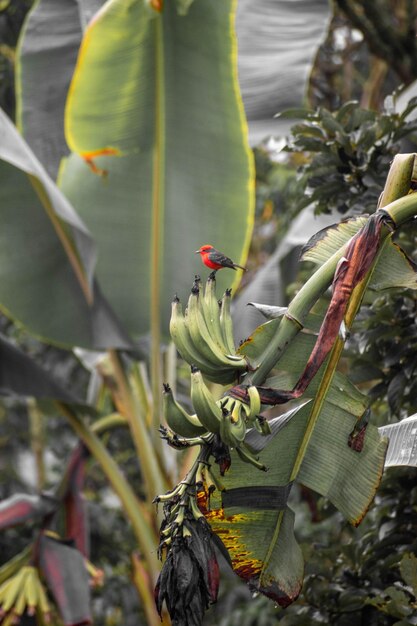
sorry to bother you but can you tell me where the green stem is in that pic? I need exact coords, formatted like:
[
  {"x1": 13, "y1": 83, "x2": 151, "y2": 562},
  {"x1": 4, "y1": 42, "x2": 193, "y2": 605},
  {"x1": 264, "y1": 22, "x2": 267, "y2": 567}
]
[
  {"x1": 56, "y1": 402, "x2": 161, "y2": 582},
  {"x1": 150, "y1": 14, "x2": 166, "y2": 451},
  {"x1": 91, "y1": 412, "x2": 127, "y2": 433},
  {"x1": 27, "y1": 399, "x2": 46, "y2": 492}
]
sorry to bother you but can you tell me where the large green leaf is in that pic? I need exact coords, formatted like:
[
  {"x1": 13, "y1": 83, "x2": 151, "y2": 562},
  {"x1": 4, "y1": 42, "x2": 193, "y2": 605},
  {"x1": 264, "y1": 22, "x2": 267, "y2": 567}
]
[
  {"x1": 16, "y1": 0, "x2": 105, "y2": 179},
  {"x1": 0, "y1": 108, "x2": 129, "y2": 348},
  {"x1": 58, "y1": 0, "x2": 255, "y2": 337},
  {"x1": 207, "y1": 322, "x2": 388, "y2": 603}
]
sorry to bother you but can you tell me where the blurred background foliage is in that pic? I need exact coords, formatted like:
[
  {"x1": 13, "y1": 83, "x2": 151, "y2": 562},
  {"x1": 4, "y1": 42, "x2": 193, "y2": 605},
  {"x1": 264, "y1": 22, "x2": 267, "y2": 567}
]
[{"x1": 1, "y1": 0, "x2": 417, "y2": 625}]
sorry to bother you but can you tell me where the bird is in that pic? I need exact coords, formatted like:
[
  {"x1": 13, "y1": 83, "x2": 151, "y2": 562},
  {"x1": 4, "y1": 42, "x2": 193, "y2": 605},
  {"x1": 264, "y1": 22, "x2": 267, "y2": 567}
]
[{"x1": 195, "y1": 245, "x2": 248, "y2": 274}]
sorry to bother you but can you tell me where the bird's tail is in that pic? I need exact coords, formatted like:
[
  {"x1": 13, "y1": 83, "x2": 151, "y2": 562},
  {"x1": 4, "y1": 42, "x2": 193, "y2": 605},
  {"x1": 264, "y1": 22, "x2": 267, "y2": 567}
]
[{"x1": 233, "y1": 263, "x2": 248, "y2": 271}]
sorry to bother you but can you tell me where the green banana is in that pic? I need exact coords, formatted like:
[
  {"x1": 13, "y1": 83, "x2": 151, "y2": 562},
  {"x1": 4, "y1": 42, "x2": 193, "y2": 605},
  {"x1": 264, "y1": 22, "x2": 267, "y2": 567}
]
[
  {"x1": 190, "y1": 368, "x2": 223, "y2": 433},
  {"x1": 186, "y1": 285, "x2": 247, "y2": 370},
  {"x1": 203, "y1": 276, "x2": 228, "y2": 354},
  {"x1": 243, "y1": 385, "x2": 262, "y2": 424},
  {"x1": 219, "y1": 288, "x2": 236, "y2": 355},
  {"x1": 162, "y1": 383, "x2": 207, "y2": 438},
  {"x1": 170, "y1": 297, "x2": 239, "y2": 384},
  {"x1": 170, "y1": 297, "x2": 225, "y2": 374},
  {"x1": 219, "y1": 400, "x2": 247, "y2": 448},
  {"x1": 236, "y1": 443, "x2": 268, "y2": 471}
]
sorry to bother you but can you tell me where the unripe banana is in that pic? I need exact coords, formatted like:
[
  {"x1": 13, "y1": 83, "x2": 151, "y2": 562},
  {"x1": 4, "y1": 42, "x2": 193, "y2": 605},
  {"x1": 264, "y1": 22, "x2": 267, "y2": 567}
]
[
  {"x1": 219, "y1": 289, "x2": 236, "y2": 355},
  {"x1": 236, "y1": 443, "x2": 268, "y2": 471},
  {"x1": 246, "y1": 385, "x2": 261, "y2": 422},
  {"x1": 162, "y1": 383, "x2": 207, "y2": 438},
  {"x1": 203, "y1": 276, "x2": 228, "y2": 353},
  {"x1": 190, "y1": 369, "x2": 222, "y2": 433},
  {"x1": 170, "y1": 297, "x2": 239, "y2": 384},
  {"x1": 186, "y1": 284, "x2": 247, "y2": 370},
  {"x1": 170, "y1": 297, "x2": 224, "y2": 374},
  {"x1": 219, "y1": 401, "x2": 246, "y2": 447}
]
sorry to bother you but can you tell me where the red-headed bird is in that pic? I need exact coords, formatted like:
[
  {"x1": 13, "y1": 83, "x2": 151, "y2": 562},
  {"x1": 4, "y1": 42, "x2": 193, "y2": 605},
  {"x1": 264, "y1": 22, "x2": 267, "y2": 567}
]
[{"x1": 195, "y1": 245, "x2": 247, "y2": 274}]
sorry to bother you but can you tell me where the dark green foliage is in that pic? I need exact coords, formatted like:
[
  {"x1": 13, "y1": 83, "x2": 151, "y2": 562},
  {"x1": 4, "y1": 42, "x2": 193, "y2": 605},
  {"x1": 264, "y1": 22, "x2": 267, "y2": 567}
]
[{"x1": 283, "y1": 99, "x2": 417, "y2": 216}]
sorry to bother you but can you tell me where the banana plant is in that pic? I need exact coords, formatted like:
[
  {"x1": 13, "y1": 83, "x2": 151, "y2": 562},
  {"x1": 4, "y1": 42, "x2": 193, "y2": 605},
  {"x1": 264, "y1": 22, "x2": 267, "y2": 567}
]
[{"x1": 155, "y1": 153, "x2": 417, "y2": 623}]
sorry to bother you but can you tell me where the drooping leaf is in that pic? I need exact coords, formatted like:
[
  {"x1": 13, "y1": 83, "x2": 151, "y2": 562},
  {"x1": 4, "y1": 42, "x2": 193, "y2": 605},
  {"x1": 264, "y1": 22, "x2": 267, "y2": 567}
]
[
  {"x1": 297, "y1": 401, "x2": 387, "y2": 525},
  {"x1": 379, "y1": 415, "x2": 417, "y2": 467},
  {"x1": 59, "y1": 0, "x2": 255, "y2": 337},
  {"x1": 0, "y1": 334, "x2": 82, "y2": 403},
  {"x1": 206, "y1": 492, "x2": 303, "y2": 606},
  {"x1": 0, "y1": 493, "x2": 57, "y2": 530},
  {"x1": 39, "y1": 533, "x2": 92, "y2": 626},
  {"x1": 0, "y1": 109, "x2": 130, "y2": 348},
  {"x1": 209, "y1": 273, "x2": 388, "y2": 604}
]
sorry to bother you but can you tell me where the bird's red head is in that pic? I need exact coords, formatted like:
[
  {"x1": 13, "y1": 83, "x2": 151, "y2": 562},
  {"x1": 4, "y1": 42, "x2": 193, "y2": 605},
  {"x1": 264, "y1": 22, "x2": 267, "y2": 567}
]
[{"x1": 195, "y1": 245, "x2": 214, "y2": 255}]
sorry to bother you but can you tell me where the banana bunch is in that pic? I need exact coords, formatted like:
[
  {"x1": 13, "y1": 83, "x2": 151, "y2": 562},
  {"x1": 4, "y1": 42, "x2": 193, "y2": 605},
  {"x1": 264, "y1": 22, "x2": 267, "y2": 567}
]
[
  {"x1": 0, "y1": 565, "x2": 50, "y2": 622},
  {"x1": 190, "y1": 369, "x2": 268, "y2": 471},
  {"x1": 170, "y1": 277, "x2": 248, "y2": 384},
  {"x1": 162, "y1": 383, "x2": 207, "y2": 438}
]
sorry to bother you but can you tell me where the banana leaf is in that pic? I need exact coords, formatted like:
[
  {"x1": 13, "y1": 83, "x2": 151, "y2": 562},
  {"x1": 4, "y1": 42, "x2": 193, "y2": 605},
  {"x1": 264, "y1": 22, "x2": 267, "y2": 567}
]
[
  {"x1": 208, "y1": 321, "x2": 388, "y2": 604},
  {"x1": 379, "y1": 416, "x2": 417, "y2": 467},
  {"x1": 15, "y1": 0, "x2": 106, "y2": 179},
  {"x1": 0, "y1": 332, "x2": 84, "y2": 405},
  {"x1": 302, "y1": 217, "x2": 417, "y2": 291},
  {"x1": 58, "y1": 0, "x2": 255, "y2": 338},
  {"x1": 236, "y1": 0, "x2": 330, "y2": 144},
  {"x1": 0, "y1": 109, "x2": 129, "y2": 348}
]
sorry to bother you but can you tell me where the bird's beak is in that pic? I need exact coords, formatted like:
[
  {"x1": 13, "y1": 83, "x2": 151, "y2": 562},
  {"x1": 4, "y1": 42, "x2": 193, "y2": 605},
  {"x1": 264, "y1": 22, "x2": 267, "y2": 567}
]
[{"x1": 194, "y1": 250, "x2": 200, "y2": 254}]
